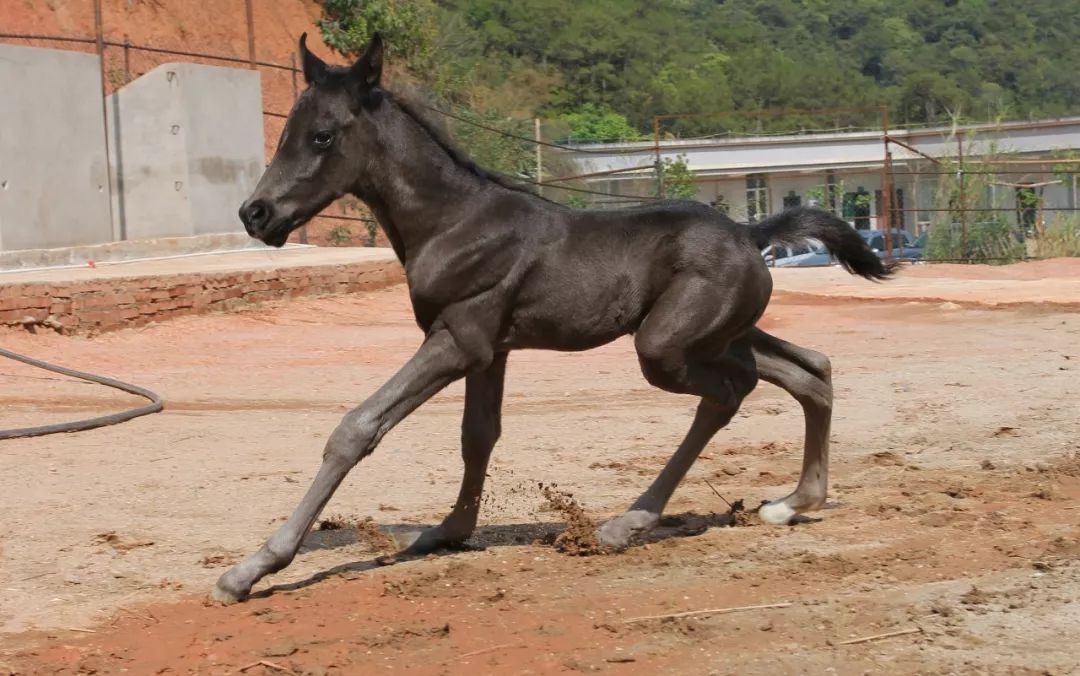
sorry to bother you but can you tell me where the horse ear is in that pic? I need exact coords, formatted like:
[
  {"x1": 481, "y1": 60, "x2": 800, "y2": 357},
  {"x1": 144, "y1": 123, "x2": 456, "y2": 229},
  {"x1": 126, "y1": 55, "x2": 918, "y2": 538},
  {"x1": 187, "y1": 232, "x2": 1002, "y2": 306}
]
[
  {"x1": 299, "y1": 32, "x2": 328, "y2": 85},
  {"x1": 350, "y1": 32, "x2": 384, "y2": 89}
]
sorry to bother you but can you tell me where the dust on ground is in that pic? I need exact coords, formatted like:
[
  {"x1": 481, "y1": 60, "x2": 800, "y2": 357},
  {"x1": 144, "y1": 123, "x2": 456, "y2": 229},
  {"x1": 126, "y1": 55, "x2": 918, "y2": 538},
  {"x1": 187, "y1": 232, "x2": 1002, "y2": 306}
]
[{"x1": 2, "y1": 272, "x2": 1080, "y2": 674}]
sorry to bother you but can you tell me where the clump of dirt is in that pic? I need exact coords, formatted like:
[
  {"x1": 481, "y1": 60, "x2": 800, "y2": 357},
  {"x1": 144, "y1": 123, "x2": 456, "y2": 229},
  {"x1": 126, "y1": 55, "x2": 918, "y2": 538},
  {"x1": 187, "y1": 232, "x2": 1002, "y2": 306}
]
[
  {"x1": 539, "y1": 484, "x2": 609, "y2": 556},
  {"x1": 720, "y1": 499, "x2": 754, "y2": 527},
  {"x1": 796, "y1": 552, "x2": 860, "y2": 577},
  {"x1": 199, "y1": 553, "x2": 235, "y2": 569},
  {"x1": 317, "y1": 514, "x2": 353, "y2": 531},
  {"x1": 942, "y1": 484, "x2": 981, "y2": 499},
  {"x1": 355, "y1": 517, "x2": 398, "y2": 554},
  {"x1": 711, "y1": 466, "x2": 744, "y2": 478},
  {"x1": 1051, "y1": 450, "x2": 1080, "y2": 477},
  {"x1": 870, "y1": 451, "x2": 907, "y2": 466},
  {"x1": 733, "y1": 510, "x2": 757, "y2": 527},
  {"x1": 920, "y1": 510, "x2": 977, "y2": 528},
  {"x1": 93, "y1": 531, "x2": 154, "y2": 553},
  {"x1": 865, "y1": 502, "x2": 903, "y2": 518},
  {"x1": 1028, "y1": 484, "x2": 1063, "y2": 501},
  {"x1": 588, "y1": 461, "x2": 627, "y2": 470},
  {"x1": 928, "y1": 600, "x2": 955, "y2": 617},
  {"x1": 360, "y1": 622, "x2": 450, "y2": 649},
  {"x1": 1044, "y1": 534, "x2": 1080, "y2": 559},
  {"x1": 960, "y1": 586, "x2": 995, "y2": 605}
]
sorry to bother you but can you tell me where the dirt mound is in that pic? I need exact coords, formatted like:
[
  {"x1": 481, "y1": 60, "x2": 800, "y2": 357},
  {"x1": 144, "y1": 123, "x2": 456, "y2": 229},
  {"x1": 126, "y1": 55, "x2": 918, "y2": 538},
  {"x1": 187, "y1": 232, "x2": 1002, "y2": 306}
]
[
  {"x1": 539, "y1": 485, "x2": 609, "y2": 556},
  {"x1": 1051, "y1": 450, "x2": 1080, "y2": 477},
  {"x1": 381, "y1": 561, "x2": 502, "y2": 600}
]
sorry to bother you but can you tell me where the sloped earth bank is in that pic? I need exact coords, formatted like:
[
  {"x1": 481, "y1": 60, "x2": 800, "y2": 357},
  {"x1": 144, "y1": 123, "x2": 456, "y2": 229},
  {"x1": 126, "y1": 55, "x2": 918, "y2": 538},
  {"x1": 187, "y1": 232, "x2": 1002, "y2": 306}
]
[{"x1": 1, "y1": 283, "x2": 1079, "y2": 674}]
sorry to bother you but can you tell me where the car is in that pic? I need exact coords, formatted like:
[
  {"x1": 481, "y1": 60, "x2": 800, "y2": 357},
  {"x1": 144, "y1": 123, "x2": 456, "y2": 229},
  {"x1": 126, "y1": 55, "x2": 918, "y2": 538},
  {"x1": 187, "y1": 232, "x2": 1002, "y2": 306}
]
[
  {"x1": 761, "y1": 238, "x2": 834, "y2": 267},
  {"x1": 760, "y1": 229, "x2": 925, "y2": 268},
  {"x1": 860, "y1": 229, "x2": 924, "y2": 261}
]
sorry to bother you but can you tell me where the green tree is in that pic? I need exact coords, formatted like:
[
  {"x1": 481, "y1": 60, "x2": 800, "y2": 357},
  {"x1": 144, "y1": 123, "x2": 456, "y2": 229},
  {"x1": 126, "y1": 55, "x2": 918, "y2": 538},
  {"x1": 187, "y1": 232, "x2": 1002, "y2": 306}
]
[
  {"x1": 559, "y1": 104, "x2": 641, "y2": 143},
  {"x1": 317, "y1": 0, "x2": 1080, "y2": 173},
  {"x1": 661, "y1": 155, "x2": 697, "y2": 200},
  {"x1": 318, "y1": 0, "x2": 438, "y2": 71}
]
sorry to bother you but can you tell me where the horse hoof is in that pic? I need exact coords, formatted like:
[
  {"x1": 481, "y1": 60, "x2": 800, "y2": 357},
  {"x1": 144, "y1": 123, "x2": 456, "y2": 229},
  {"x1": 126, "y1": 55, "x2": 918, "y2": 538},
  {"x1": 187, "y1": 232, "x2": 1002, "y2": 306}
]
[
  {"x1": 757, "y1": 500, "x2": 797, "y2": 525},
  {"x1": 597, "y1": 510, "x2": 658, "y2": 550},
  {"x1": 211, "y1": 570, "x2": 250, "y2": 604},
  {"x1": 209, "y1": 584, "x2": 244, "y2": 605}
]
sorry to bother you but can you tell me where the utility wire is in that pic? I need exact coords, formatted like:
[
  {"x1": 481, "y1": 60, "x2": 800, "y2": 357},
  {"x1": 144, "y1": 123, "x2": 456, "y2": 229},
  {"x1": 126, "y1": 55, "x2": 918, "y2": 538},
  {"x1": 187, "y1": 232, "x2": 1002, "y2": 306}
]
[{"x1": 419, "y1": 103, "x2": 654, "y2": 156}]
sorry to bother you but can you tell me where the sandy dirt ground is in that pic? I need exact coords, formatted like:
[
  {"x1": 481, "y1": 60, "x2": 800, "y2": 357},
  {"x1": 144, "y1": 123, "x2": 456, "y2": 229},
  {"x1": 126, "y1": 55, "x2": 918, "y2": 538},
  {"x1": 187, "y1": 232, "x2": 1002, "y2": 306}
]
[{"x1": 1, "y1": 269, "x2": 1079, "y2": 674}]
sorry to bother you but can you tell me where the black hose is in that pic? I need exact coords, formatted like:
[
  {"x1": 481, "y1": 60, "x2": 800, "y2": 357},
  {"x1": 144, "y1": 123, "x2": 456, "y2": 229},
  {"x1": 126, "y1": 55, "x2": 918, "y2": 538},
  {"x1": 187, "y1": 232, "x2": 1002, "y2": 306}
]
[{"x1": 0, "y1": 347, "x2": 164, "y2": 440}]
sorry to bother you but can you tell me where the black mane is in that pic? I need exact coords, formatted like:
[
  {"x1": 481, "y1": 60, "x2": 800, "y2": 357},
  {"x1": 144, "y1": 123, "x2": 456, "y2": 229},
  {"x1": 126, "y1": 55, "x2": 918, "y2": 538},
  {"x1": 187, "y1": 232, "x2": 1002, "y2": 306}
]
[{"x1": 316, "y1": 64, "x2": 551, "y2": 202}]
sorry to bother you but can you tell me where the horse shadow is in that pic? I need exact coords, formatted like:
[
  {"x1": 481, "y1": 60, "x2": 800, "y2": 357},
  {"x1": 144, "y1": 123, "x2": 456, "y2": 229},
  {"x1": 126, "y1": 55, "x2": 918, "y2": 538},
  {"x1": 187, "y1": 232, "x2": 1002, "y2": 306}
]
[{"x1": 250, "y1": 510, "x2": 751, "y2": 600}]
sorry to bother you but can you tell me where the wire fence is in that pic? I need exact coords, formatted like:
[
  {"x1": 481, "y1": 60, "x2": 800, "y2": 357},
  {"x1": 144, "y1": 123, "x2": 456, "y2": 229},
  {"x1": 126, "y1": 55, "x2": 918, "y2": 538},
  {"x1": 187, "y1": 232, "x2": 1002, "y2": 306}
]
[
  {"x1": 0, "y1": 8, "x2": 656, "y2": 247},
  {"x1": 3, "y1": 4, "x2": 1078, "y2": 263}
]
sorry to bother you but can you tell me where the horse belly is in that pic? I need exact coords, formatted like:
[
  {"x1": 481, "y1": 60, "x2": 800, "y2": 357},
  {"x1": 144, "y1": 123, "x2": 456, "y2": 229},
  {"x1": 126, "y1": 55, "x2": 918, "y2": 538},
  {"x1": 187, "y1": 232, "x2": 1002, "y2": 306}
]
[{"x1": 500, "y1": 273, "x2": 646, "y2": 351}]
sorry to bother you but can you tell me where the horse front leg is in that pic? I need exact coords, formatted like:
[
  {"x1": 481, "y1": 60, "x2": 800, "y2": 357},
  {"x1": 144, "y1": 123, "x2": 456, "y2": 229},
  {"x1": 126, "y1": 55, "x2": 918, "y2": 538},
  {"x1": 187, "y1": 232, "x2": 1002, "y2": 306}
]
[
  {"x1": 398, "y1": 352, "x2": 507, "y2": 556},
  {"x1": 212, "y1": 329, "x2": 475, "y2": 603}
]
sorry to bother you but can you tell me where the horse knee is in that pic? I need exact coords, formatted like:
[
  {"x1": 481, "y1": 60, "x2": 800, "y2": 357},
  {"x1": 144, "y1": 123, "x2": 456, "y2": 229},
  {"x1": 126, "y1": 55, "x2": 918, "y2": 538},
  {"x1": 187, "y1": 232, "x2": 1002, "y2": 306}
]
[
  {"x1": 798, "y1": 352, "x2": 832, "y2": 412},
  {"x1": 803, "y1": 350, "x2": 832, "y2": 384},
  {"x1": 324, "y1": 410, "x2": 382, "y2": 466}
]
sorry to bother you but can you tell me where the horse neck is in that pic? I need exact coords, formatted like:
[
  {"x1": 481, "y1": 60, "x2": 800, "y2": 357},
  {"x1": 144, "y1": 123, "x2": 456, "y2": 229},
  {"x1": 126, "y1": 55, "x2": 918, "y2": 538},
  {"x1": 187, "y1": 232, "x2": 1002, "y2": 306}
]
[{"x1": 354, "y1": 104, "x2": 493, "y2": 262}]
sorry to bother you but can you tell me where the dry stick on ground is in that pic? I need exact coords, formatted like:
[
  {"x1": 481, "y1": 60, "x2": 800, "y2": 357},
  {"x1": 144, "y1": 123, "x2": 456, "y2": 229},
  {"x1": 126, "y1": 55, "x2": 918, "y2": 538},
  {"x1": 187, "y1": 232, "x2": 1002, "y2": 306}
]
[
  {"x1": 622, "y1": 602, "x2": 793, "y2": 624},
  {"x1": 67, "y1": 627, "x2": 97, "y2": 634},
  {"x1": 702, "y1": 478, "x2": 734, "y2": 509},
  {"x1": 458, "y1": 643, "x2": 525, "y2": 660},
  {"x1": 836, "y1": 626, "x2": 923, "y2": 646},
  {"x1": 237, "y1": 660, "x2": 293, "y2": 669}
]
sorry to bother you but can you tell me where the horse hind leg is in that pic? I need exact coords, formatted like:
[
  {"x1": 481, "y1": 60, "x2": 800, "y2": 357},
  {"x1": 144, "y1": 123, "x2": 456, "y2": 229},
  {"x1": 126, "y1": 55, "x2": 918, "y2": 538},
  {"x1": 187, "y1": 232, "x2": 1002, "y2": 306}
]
[
  {"x1": 749, "y1": 328, "x2": 833, "y2": 525},
  {"x1": 597, "y1": 335, "x2": 758, "y2": 549}
]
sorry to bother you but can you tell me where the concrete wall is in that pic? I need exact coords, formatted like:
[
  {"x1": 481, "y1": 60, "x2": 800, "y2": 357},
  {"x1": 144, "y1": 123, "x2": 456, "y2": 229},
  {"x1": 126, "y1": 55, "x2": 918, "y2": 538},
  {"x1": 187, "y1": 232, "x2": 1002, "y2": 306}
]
[
  {"x1": 0, "y1": 45, "x2": 264, "y2": 253},
  {"x1": 0, "y1": 45, "x2": 113, "y2": 251},
  {"x1": 107, "y1": 62, "x2": 264, "y2": 240}
]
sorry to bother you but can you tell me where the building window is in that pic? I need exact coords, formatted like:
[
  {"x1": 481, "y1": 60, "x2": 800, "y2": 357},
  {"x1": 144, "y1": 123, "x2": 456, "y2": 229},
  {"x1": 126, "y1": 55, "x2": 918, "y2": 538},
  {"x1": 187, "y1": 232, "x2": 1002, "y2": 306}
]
[
  {"x1": 1016, "y1": 187, "x2": 1039, "y2": 236},
  {"x1": 825, "y1": 171, "x2": 839, "y2": 214},
  {"x1": 783, "y1": 189, "x2": 801, "y2": 210},
  {"x1": 843, "y1": 186, "x2": 872, "y2": 230},
  {"x1": 746, "y1": 174, "x2": 768, "y2": 223}
]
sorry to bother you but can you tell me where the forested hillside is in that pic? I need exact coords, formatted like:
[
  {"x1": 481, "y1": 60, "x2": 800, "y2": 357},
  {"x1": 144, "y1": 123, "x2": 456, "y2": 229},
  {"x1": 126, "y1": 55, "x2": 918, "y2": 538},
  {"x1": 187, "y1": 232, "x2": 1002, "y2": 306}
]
[{"x1": 319, "y1": 0, "x2": 1080, "y2": 143}]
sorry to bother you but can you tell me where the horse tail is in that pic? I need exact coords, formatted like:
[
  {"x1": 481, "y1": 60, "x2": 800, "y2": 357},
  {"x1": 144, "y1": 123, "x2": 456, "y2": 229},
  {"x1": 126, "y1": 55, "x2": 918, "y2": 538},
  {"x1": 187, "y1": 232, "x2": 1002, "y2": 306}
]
[{"x1": 750, "y1": 207, "x2": 897, "y2": 281}]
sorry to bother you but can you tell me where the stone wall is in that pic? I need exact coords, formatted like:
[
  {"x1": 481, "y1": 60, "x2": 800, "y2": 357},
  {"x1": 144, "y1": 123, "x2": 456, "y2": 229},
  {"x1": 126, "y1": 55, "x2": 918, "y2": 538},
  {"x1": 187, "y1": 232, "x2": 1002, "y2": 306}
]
[{"x1": 0, "y1": 259, "x2": 404, "y2": 335}]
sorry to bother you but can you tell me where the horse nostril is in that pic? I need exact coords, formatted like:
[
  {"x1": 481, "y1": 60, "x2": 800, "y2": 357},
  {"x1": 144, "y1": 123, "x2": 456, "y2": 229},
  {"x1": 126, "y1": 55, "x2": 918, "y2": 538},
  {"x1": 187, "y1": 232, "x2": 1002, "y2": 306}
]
[{"x1": 241, "y1": 200, "x2": 272, "y2": 233}]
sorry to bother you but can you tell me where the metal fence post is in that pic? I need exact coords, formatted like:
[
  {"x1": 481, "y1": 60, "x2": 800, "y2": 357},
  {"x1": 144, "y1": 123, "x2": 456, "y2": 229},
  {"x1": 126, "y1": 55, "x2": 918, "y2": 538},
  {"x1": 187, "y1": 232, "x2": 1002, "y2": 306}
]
[
  {"x1": 244, "y1": 0, "x2": 256, "y2": 70},
  {"x1": 958, "y1": 135, "x2": 967, "y2": 260},
  {"x1": 880, "y1": 106, "x2": 893, "y2": 261},
  {"x1": 93, "y1": 0, "x2": 119, "y2": 240},
  {"x1": 122, "y1": 34, "x2": 131, "y2": 84},
  {"x1": 653, "y1": 116, "x2": 663, "y2": 198}
]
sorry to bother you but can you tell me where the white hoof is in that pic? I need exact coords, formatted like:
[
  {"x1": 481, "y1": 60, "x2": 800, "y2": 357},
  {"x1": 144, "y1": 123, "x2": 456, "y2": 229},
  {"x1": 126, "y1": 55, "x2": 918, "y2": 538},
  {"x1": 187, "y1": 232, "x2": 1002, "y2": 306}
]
[
  {"x1": 596, "y1": 510, "x2": 658, "y2": 549},
  {"x1": 209, "y1": 584, "x2": 243, "y2": 605},
  {"x1": 758, "y1": 500, "x2": 798, "y2": 525}
]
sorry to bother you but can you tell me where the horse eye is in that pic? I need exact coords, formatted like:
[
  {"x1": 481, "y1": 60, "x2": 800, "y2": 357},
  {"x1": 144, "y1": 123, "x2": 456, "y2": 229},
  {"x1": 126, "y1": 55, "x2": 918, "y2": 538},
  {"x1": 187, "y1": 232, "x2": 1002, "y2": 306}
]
[{"x1": 313, "y1": 131, "x2": 335, "y2": 149}]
